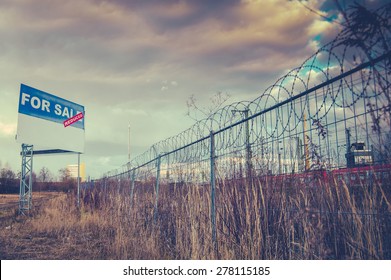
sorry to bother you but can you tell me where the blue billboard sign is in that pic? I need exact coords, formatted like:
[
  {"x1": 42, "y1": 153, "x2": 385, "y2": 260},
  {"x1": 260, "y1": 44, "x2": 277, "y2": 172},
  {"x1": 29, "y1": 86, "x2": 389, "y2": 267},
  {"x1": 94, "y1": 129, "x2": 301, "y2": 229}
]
[{"x1": 18, "y1": 84, "x2": 85, "y2": 129}]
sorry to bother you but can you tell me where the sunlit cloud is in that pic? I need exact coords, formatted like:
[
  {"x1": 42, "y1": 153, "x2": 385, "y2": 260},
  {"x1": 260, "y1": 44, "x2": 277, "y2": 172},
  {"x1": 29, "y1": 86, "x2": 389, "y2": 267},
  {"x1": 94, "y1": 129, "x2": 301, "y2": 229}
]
[{"x1": 0, "y1": 121, "x2": 16, "y2": 137}]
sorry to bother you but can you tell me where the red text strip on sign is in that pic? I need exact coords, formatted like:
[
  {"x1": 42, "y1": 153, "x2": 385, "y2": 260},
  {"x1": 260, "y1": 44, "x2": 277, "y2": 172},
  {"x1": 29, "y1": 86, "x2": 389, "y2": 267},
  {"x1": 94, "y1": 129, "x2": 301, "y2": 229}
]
[{"x1": 63, "y1": 112, "x2": 84, "y2": 127}]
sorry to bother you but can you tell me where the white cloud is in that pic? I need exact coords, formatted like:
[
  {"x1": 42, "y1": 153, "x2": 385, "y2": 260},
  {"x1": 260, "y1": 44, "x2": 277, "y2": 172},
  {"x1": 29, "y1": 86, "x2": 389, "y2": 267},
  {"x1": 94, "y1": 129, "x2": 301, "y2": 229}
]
[
  {"x1": 98, "y1": 156, "x2": 111, "y2": 165},
  {"x1": 0, "y1": 121, "x2": 16, "y2": 137}
]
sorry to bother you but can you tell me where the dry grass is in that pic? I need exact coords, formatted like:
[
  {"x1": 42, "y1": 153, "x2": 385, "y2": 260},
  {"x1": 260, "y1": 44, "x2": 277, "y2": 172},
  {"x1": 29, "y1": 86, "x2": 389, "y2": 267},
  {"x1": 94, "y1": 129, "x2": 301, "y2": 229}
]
[{"x1": 0, "y1": 175, "x2": 390, "y2": 259}]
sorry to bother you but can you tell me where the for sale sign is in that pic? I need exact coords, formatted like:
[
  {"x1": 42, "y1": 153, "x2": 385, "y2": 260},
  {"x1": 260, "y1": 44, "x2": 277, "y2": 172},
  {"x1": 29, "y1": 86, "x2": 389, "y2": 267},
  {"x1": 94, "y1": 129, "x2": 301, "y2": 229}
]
[
  {"x1": 18, "y1": 84, "x2": 85, "y2": 129},
  {"x1": 16, "y1": 84, "x2": 85, "y2": 153}
]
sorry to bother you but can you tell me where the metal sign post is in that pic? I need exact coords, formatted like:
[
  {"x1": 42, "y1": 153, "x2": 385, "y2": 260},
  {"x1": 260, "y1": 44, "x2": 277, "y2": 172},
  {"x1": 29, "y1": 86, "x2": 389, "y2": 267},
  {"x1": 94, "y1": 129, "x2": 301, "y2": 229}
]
[
  {"x1": 77, "y1": 152, "x2": 80, "y2": 208},
  {"x1": 19, "y1": 144, "x2": 33, "y2": 215}
]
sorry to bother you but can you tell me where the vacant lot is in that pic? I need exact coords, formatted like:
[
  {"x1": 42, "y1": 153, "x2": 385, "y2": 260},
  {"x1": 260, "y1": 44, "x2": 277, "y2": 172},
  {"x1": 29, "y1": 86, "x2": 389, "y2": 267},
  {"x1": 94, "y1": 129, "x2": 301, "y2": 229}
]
[
  {"x1": 0, "y1": 191, "x2": 155, "y2": 259},
  {"x1": 0, "y1": 192, "x2": 86, "y2": 259},
  {"x1": 1, "y1": 178, "x2": 390, "y2": 260}
]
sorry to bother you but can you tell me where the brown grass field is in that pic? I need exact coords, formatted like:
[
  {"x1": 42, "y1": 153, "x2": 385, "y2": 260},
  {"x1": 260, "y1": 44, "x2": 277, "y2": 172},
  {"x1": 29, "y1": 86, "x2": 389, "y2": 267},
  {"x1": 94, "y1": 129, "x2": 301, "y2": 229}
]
[{"x1": 0, "y1": 176, "x2": 390, "y2": 260}]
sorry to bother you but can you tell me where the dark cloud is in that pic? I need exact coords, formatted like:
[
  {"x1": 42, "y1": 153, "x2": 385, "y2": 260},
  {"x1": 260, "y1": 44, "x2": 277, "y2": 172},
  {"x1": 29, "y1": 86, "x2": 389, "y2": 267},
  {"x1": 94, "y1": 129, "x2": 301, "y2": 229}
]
[{"x1": 320, "y1": 0, "x2": 390, "y2": 13}]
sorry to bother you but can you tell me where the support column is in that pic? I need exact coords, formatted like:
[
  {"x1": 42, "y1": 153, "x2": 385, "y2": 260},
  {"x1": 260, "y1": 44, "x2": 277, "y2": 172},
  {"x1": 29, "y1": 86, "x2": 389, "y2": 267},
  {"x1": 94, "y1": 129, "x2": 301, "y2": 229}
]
[
  {"x1": 19, "y1": 144, "x2": 33, "y2": 215},
  {"x1": 77, "y1": 152, "x2": 80, "y2": 208}
]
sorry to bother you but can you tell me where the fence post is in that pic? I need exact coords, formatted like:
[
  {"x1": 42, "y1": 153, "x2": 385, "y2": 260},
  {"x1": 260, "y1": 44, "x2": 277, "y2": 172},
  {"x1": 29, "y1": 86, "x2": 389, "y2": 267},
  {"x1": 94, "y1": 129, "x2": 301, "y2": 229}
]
[
  {"x1": 153, "y1": 155, "x2": 161, "y2": 224},
  {"x1": 130, "y1": 168, "x2": 136, "y2": 209},
  {"x1": 117, "y1": 173, "x2": 121, "y2": 196},
  {"x1": 244, "y1": 109, "x2": 253, "y2": 184},
  {"x1": 210, "y1": 131, "x2": 217, "y2": 251}
]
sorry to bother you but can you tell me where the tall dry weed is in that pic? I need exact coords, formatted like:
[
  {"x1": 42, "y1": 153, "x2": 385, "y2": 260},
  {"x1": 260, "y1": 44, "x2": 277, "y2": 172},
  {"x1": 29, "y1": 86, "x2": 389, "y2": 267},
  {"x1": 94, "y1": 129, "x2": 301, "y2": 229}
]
[{"x1": 17, "y1": 171, "x2": 391, "y2": 259}]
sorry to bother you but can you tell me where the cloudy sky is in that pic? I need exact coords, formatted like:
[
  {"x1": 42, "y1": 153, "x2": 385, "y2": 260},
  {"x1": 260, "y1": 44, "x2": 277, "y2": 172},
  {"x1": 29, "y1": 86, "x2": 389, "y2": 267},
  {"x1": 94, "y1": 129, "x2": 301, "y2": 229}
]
[{"x1": 0, "y1": 0, "x2": 384, "y2": 179}]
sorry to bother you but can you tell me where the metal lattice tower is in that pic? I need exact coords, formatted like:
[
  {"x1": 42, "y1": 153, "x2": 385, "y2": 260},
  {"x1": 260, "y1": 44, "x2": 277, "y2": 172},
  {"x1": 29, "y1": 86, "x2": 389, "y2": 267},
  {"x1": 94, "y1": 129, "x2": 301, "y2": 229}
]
[{"x1": 19, "y1": 144, "x2": 33, "y2": 215}]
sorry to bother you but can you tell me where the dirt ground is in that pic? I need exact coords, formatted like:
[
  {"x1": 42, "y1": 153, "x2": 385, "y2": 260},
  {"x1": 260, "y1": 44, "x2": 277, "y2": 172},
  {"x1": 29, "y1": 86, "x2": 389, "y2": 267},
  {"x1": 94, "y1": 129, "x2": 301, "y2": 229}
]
[
  {"x1": 0, "y1": 192, "x2": 59, "y2": 208},
  {"x1": 0, "y1": 192, "x2": 86, "y2": 260}
]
